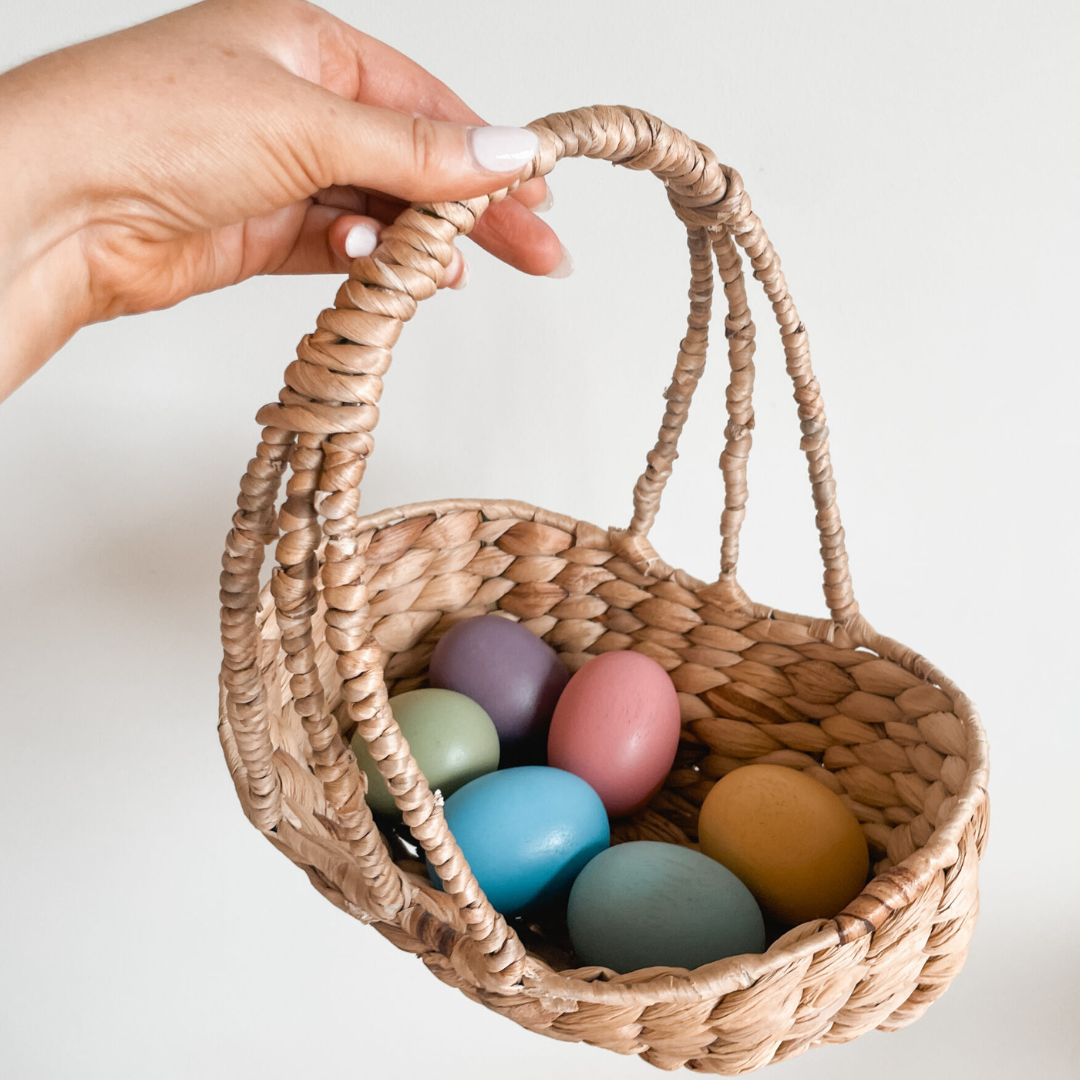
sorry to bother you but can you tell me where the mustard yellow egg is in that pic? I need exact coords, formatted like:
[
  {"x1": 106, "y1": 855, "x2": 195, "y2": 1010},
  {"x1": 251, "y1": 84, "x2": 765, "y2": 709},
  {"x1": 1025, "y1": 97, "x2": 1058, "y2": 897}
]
[{"x1": 698, "y1": 764, "x2": 870, "y2": 925}]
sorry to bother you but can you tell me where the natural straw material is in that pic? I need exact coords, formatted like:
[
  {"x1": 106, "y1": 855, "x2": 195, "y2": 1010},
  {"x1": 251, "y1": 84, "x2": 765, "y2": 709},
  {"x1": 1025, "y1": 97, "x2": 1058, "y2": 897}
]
[{"x1": 218, "y1": 106, "x2": 989, "y2": 1074}]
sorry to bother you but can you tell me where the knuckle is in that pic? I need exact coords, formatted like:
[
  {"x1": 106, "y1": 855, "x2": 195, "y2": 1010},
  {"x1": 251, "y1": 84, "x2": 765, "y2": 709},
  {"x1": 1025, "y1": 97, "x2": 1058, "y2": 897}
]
[{"x1": 409, "y1": 116, "x2": 441, "y2": 180}]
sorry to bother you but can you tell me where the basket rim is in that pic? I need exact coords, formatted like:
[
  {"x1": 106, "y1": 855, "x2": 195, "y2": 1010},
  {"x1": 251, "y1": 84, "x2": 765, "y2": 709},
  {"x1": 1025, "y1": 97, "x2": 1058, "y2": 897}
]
[{"x1": 219, "y1": 495, "x2": 990, "y2": 1008}]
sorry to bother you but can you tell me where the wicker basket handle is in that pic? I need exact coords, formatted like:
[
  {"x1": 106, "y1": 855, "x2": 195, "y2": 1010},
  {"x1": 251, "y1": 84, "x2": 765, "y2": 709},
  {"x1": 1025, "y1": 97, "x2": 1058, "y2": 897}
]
[
  {"x1": 624, "y1": 181, "x2": 856, "y2": 629},
  {"x1": 220, "y1": 106, "x2": 854, "y2": 990}
]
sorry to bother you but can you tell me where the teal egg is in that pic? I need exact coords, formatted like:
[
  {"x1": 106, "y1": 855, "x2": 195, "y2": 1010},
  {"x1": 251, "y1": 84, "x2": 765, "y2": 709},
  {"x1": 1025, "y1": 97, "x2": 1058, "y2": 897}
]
[
  {"x1": 351, "y1": 688, "x2": 499, "y2": 817},
  {"x1": 567, "y1": 841, "x2": 766, "y2": 973},
  {"x1": 430, "y1": 767, "x2": 609, "y2": 915}
]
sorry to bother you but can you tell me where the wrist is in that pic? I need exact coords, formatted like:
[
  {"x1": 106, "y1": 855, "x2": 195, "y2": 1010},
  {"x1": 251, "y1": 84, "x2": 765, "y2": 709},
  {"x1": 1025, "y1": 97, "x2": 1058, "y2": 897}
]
[
  {"x1": 0, "y1": 239, "x2": 91, "y2": 401},
  {"x1": 1, "y1": 57, "x2": 97, "y2": 399}
]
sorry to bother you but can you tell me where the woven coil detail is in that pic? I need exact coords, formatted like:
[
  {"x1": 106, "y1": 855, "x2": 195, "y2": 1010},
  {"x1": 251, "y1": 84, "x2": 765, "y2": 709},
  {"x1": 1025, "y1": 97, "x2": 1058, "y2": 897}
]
[{"x1": 218, "y1": 106, "x2": 989, "y2": 1073}]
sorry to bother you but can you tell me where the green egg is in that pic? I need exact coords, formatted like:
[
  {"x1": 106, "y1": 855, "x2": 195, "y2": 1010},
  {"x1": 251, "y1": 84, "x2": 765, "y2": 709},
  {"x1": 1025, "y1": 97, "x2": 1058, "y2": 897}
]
[
  {"x1": 351, "y1": 688, "x2": 500, "y2": 816},
  {"x1": 567, "y1": 841, "x2": 766, "y2": 973}
]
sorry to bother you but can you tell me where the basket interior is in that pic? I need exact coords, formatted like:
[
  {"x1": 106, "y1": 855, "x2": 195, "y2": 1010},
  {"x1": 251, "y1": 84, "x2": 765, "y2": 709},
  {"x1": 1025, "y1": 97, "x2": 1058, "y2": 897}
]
[{"x1": 259, "y1": 504, "x2": 971, "y2": 971}]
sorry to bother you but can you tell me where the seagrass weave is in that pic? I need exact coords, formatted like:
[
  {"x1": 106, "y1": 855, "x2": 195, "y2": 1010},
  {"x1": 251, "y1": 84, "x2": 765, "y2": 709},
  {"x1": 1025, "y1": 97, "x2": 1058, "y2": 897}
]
[{"x1": 218, "y1": 106, "x2": 990, "y2": 1074}]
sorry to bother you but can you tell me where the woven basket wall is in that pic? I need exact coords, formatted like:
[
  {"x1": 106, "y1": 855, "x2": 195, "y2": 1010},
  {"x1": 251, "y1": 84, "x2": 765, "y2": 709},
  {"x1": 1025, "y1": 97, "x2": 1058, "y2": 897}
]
[{"x1": 218, "y1": 106, "x2": 990, "y2": 1075}]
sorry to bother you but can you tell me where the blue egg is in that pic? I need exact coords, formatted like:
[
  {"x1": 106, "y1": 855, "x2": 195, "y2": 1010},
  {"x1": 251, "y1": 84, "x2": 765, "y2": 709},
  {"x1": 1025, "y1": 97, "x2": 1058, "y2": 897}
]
[
  {"x1": 568, "y1": 841, "x2": 766, "y2": 973},
  {"x1": 430, "y1": 767, "x2": 609, "y2": 915}
]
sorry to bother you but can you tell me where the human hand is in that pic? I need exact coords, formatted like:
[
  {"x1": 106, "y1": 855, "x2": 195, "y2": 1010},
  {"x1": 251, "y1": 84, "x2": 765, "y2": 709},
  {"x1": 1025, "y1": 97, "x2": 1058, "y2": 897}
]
[{"x1": 0, "y1": 0, "x2": 566, "y2": 400}]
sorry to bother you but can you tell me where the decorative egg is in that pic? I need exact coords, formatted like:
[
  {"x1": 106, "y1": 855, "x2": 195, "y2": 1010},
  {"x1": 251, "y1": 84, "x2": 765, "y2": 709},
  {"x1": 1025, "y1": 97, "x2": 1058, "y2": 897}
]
[
  {"x1": 547, "y1": 650, "x2": 681, "y2": 818},
  {"x1": 698, "y1": 764, "x2": 870, "y2": 925},
  {"x1": 567, "y1": 841, "x2": 766, "y2": 973},
  {"x1": 430, "y1": 766, "x2": 609, "y2": 915},
  {"x1": 429, "y1": 615, "x2": 569, "y2": 744},
  {"x1": 351, "y1": 688, "x2": 499, "y2": 817}
]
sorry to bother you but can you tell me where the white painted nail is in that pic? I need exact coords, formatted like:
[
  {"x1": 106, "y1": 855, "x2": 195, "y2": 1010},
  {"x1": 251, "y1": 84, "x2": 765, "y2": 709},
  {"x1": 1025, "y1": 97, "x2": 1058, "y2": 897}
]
[
  {"x1": 344, "y1": 223, "x2": 378, "y2": 258},
  {"x1": 546, "y1": 244, "x2": 574, "y2": 279},
  {"x1": 533, "y1": 186, "x2": 554, "y2": 213},
  {"x1": 468, "y1": 125, "x2": 540, "y2": 173},
  {"x1": 449, "y1": 252, "x2": 470, "y2": 291}
]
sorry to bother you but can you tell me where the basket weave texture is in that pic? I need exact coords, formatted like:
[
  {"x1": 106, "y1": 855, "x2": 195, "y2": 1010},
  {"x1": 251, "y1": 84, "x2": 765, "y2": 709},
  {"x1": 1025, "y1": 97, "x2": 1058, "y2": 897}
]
[{"x1": 218, "y1": 106, "x2": 990, "y2": 1074}]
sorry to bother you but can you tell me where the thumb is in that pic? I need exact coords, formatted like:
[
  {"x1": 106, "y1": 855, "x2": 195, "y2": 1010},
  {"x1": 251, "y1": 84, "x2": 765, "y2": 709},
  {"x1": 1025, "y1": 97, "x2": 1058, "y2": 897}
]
[{"x1": 297, "y1": 87, "x2": 540, "y2": 205}]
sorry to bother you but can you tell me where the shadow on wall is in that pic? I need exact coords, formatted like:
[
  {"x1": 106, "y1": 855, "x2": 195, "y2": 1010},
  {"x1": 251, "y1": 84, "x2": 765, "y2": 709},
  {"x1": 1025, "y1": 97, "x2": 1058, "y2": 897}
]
[{"x1": 69, "y1": 448, "x2": 455, "y2": 625}]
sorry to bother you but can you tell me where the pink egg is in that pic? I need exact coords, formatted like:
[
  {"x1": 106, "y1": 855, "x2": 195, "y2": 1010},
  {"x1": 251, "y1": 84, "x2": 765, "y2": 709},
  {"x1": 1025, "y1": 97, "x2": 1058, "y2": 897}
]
[{"x1": 547, "y1": 651, "x2": 681, "y2": 818}]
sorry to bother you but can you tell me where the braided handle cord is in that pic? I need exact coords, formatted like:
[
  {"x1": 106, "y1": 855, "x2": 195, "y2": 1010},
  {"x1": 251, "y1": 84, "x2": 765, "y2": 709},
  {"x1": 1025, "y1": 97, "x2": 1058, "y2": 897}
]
[
  {"x1": 626, "y1": 156, "x2": 857, "y2": 624},
  {"x1": 220, "y1": 106, "x2": 860, "y2": 990},
  {"x1": 626, "y1": 225, "x2": 715, "y2": 537},
  {"x1": 221, "y1": 427, "x2": 295, "y2": 827}
]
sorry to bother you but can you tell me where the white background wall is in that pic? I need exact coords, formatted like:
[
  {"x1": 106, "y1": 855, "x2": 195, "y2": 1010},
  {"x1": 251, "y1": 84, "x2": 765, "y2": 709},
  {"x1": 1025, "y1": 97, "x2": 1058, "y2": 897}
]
[{"x1": 2, "y1": 1, "x2": 1077, "y2": 1076}]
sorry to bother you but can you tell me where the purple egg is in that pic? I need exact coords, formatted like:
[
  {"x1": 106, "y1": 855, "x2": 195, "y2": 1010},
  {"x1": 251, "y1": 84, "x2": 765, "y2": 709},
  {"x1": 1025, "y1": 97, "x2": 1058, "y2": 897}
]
[{"x1": 429, "y1": 615, "x2": 569, "y2": 744}]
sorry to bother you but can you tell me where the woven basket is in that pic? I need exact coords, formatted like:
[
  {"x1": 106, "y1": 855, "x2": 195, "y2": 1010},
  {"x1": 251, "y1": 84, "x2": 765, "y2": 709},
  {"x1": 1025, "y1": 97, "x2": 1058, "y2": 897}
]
[{"x1": 218, "y1": 106, "x2": 990, "y2": 1074}]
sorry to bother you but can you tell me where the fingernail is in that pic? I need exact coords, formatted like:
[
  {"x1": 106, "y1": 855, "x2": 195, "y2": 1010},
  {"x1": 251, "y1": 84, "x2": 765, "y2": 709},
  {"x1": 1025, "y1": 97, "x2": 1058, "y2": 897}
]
[
  {"x1": 533, "y1": 186, "x2": 554, "y2": 213},
  {"x1": 468, "y1": 125, "x2": 539, "y2": 173},
  {"x1": 546, "y1": 244, "x2": 574, "y2": 279},
  {"x1": 344, "y1": 223, "x2": 379, "y2": 258},
  {"x1": 449, "y1": 250, "x2": 470, "y2": 289}
]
